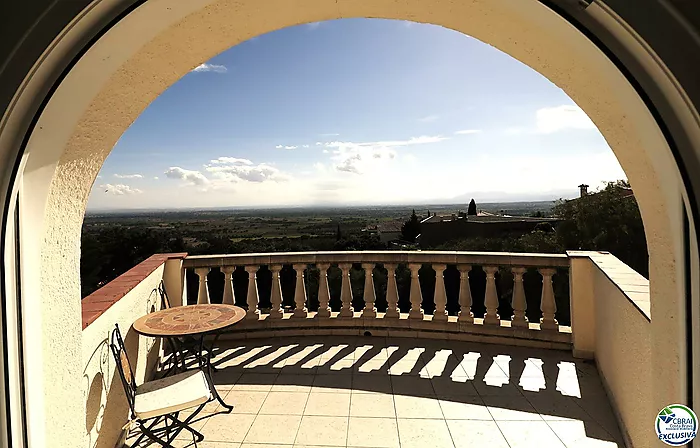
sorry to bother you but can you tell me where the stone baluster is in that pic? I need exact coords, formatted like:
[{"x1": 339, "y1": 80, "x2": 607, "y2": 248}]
[
  {"x1": 194, "y1": 267, "x2": 210, "y2": 305},
  {"x1": 269, "y1": 264, "x2": 283, "y2": 319},
  {"x1": 316, "y1": 263, "x2": 331, "y2": 318},
  {"x1": 292, "y1": 264, "x2": 308, "y2": 318},
  {"x1": 408, "y1": 263, "x2": 423, "y2": 319},
  {"x1": 457, "y1": 264, "x2": 473, "y2": 323},
  {"x1": 222, "y1": 266, "x2": 235, "y2": 305},
  {"x1": 483, "y1": 266, "x2": 500, "y2": 325},
  {"x1": 361, "y1": 263, "x2": 377, "y2": 318},
  {"x1": 511, "y1": 267, "x2": 528, "y2": 328},
  {"x1": 539, "y1": 268, "x2": 558, "y2": 330},
  {"x1": 384, "y1": 264, "x2": 399, "y2": 318},
  {"x1": 339, "y1": 263, "x2": 354, "y2": 318},
  {"x1": 244, "y1": 265, "x2": 259, "y2": 319},
  {"x1": 432, "y1": 264, "x2": 448, "y2": 322}
]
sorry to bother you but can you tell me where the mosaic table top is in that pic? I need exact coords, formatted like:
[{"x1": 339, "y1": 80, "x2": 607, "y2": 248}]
[{"x1": 132, "y1": 304, "x2": 246, "y2": 337}]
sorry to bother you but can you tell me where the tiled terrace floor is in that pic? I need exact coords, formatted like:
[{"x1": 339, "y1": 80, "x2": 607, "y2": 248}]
[{"x1": 126, "y1": 336, "x2": 624, "y2": 448}]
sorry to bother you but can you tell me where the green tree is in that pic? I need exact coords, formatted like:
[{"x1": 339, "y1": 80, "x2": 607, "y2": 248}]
[
  {"x1": 401, "y1": 209, "x2": 421, "y2": 242},
  {"x1": 467, "y1": 199, "x2": 477, "y2": 216},
  {"x1": 553, "y1": 180, "x2": 648, "y2": 277}
]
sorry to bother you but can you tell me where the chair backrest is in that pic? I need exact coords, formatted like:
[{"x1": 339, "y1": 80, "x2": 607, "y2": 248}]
[
  {"x1": 110, "y1": 324, "x2": 137, "y2": 415},
  {"x1": 158, "y1": 280, "x2": 172, "y2": 309}
]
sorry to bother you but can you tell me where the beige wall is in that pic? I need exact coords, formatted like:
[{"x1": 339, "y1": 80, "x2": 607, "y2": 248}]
[
  {"x1": 6, "y1": 0, "x2": 689, "y2": 445},
  {"x1": 82, "y1": 265, "x2": 164, "y2": 448},
  {"x1": 571, "y1": 252, "x2": 653, "y2": 448}
]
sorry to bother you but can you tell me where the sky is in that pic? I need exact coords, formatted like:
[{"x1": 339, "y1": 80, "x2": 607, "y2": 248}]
[{"x1": 87, "y1": 19, "x2": 626, "y2": 211}]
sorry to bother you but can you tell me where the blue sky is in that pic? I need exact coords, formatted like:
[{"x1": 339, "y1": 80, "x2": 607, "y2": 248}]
[{"x1": 88, "y1": 19, "x2": 625, "y2": 210}]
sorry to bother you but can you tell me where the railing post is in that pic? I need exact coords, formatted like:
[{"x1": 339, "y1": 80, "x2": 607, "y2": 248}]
[
  {"x1": 292, "y1": 264, "x2": 308, "y2": 318},
  {"x1": 269, "y1": 264, "x2": 283, "y2": 319},
  {"x1": 316, "y1": 263, "x2": 331, "y2": 318},
  {"x1": 244, "y1": 265, "x2": 259, "y2": 319},
  {"x1": 384, "y1": 264, "x2": 399, "y2": 318},
  {"x1": 539, "y1": 268, "x2": 558, "y2": 330},
  {"x1": 222, "y1": 266, "x2": 235, "y2": 305},
  {"x1": 483, "y1": 266, "x2": 500, "y2": 325},
  {"x1": 511, "y1": 267, "x2": 528, "y2": 328},
  {"x1": 361, "y1": 263, "x2": 377, "y2": 318},
  {"x1": 194, "y1": 267, "x2": 210, "y2": 305},
  {"x1": 339, "y1": 263, "x2": 354, "y2": 318},
  {"x1": 457, "y1": 264, "x2": 473, "y2": 323},
  {"x1": 408, "y1": 263, "x2": 423, "y2": 319},
  {"x1": 432, "y1": 264, "x2": 448, "y2": 322}
]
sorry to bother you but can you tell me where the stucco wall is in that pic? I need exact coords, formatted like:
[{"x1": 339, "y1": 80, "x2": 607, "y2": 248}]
[
  {"x1": 591, "y1": 256, "x2": 653, "y2": 448},
  {"x1": 81, "y1": 264, "x2": 165, "y2": 448}
]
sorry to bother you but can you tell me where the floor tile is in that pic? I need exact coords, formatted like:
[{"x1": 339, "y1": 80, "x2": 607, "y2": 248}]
[
  {"x1": 233, "y1": 373, "x2": 279, "y2": 392},
  {"x1": 226, "y1": 390, "x2": 268, "y2": 414},
  {"x1": 304, "y1": 393, "x2": 351, "y2": 416},
  {"x1": 243, "y1": 414, "x2": 302, "y2": 445},
  {"x1": 200, "y1": 413, "x2": 255, "y2": 443},
  {"x1": 350, "y1": 393, "x2": 396, "y2": 418},
  {"x1": 523, "y1": 393, "x2": 592, "y2": 421},
  {"x1": 347, "y1": 417, "x2": 400, "y2": 448},
  {"x1": 352, "y1": 375, "x2": 393, "y2": 394},
  {"x1": 431, "y1": 377, "x2": 479, "y2": 397},
  {"x1": 391, "y1": 376, "x2": 436, "y2": 396},
  {"x1": 259, "y1": 392, "x2": 309, "y2": 415},
  {"x1": 547, "y1": 419, "x2": 623, "y2": 447},
  {"x1": 294, "y1": 416, "x2": 348, "y2": 447},
  {"x1": 272, "y1": 374, "x2": 315, "y2": 392},
  {"x1": 496, "y1": 420, "x2": 566, "y2": 447},
  {"x1": 438, "y1": 396, "x2": 492, "y2": 420},
  {"x1": 473, "y1": 380, "x2": 524, "y2": 397},
  {"x1": 394, "y1": 395, "x2": 444, "y2": 419},
  {"x1": 446, "y1": 419, "x2": 509, "y2": 447},
  {"x1": 397, "y1": 418, "x2": 455, "y2": 448},
  {"x1": 312, "y1": 374, "x2": 352, "y2": 393},
  {"x1": 484, "y1": 396, "x2": 543, "y2": 421}
]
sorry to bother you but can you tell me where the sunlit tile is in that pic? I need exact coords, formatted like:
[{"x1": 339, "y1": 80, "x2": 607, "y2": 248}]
[
  {"x1": 452, "y1": 352, "x2": 481, "y2": 379},
  {"x1": 271, "y1": 343, "x2": 322, "y2": 368},
  {"x1": 216, "y1": 345, "x2": 271, "y2": 368},
  {"x1": 484, "y1": 355, "x2": 510, "y2": 387},
  {"x1": 244, "y1": 344, "x2": 298, "y2": 368},
  {"x1": 557, "y1": 361, "x2": 582, "y2": 398},
  {"x1": 419, "y1": 349, "x2": 452, "y2": 378},
  {"x1": 330, "y1": 346, "x2": 371, "y2": 371},
  {"x1": 305, "y1": 344, "x2": 347, "y2": 368},
  {"x1": 519, "y1": 358, "x2": 546, "y2": 391},
  {"x1": 388, "y1": 348, "x2": 425, "y2": 375}
]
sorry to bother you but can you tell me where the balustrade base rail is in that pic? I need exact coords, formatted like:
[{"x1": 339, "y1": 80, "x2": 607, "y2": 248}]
[{"x1": 215, "y1": 311, "x2": 572, "y2": 350}]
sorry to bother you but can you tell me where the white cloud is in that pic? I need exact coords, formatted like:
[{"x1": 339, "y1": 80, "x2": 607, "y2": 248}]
[
  {"x1": 322, "y1": 135, "x2": 445, "y2": 174},
  {"x1": 164, "y1": 167, "x2": 210, "y2": 186},
  {"x1": 302, "y1": 144, "x2": 310, "y2": 148},
  {"x1": 100, "y1": 184, "x2": 143, "y2": 195},
  {"x1": 535, "y1": 105, "x2": 596, "y2": 133},
  {"x1": 191, "y1": 63, "x2": 228, "y2": 73},
  {"x1": 454, "y1": 129, "x2": 482, "y2": 135},
  {"x1": 275, "y1": 145, "x2": 298, "y2": 150},
  {"x1": 153, "y1": 176, "x2": 159, "y2": 180},
  {"x1": 205, "y1": 159, "x2": 290, "y2": 183},
  {"x1": 418, "y1": 115, "x2": 439, "y2": 123},
  {"x1": 306, "y1": 22, "x2": 322, "y2": 30},
  {"x1": 209, "y1": 157, "x2": 253, "y2": 165},
  {"x1": 113, "y1": 173, "x2": 143, "y2": 179}
]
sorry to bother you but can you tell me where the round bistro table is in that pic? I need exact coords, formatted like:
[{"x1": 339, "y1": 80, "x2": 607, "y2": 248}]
[{"x1": 132, "y1": 304, "x2": 246, "y2": 411}]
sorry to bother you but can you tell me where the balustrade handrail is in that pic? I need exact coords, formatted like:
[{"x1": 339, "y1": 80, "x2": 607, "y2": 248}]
[{"x1": 182, "y1": 250, "x2": 569, "y2": 268}]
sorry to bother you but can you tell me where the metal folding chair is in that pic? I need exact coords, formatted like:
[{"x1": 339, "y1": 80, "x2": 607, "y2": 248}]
[{"x1": 110, "y1": 324, "x2": 211, "y2": 447}]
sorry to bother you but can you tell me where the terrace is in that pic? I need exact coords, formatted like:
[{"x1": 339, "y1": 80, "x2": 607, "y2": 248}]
[{"x1": 82, "y1": 250, "x2": 650, "y2": 447}]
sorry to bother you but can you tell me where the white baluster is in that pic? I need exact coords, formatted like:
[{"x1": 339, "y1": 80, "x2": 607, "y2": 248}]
[
  {"x1": 483, "y1": 266, "x2": 500, "y2": 325},
  {"x1": 457, "y1": 264, "x2": 473, "y2": 323},
  {"x1": 361, "y1": 263, "x2": 377, "y2": 318},
  {"x1": 244, "y1": 265, "x2": 259, "y2": 319},
  {"x1": 194, "y1": 267, "x2": 211, "y2": 305},
  {"x1": 269, "y1": 264, "x2": 283, "y2": 319},
  {"x1": 432, "y1": 264, "x2": 448, "y2": 322},
  {"x1": 339, "y1": 263, "x2": 354, "y2": 318},
  {"x1": 293, "y1": 264, "x2": 308, "y2": 318},
  {"x1": 222, "y1": 266, "x2": 235, "y2": 305},
  {"x1": 384, "y1": 264, "x2": 399, "y2": 319},
  {"x1": 511, "y1": 267, "x2": 528, "y2": 328},
  {"x1": 408, "y1": 263, "x2": 423, "y2": 319},
  {"x1": 316, "y1": 263, "x2": 331, "y2": 318},
  {"x1": 539, "y1": 268, "x2": 558, "y2": 330}
]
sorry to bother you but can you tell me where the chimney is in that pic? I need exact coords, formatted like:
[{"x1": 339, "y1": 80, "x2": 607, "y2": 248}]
[{"x1": 578, "y1": 184, "x2": 589, "y2": 197}]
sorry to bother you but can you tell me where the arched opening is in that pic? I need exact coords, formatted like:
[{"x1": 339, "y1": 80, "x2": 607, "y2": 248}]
[{"x1": 1, "y1": 1, "x2": 695, "y2": 446}]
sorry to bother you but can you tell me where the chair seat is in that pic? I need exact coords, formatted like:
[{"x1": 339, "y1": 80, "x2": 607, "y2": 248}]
[{"x1": 134, "y1": 370, "x2": 212, "y2": 419}]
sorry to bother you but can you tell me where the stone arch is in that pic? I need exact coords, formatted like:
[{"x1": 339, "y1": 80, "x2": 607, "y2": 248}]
[{"x1": 9, "y1": 0, "x2": 689, "y2": 445}]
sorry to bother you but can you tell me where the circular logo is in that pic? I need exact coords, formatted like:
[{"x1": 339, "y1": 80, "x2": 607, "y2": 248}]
[{"x1": 656, "y1": 404, "x2": 698, "y2": 446}]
